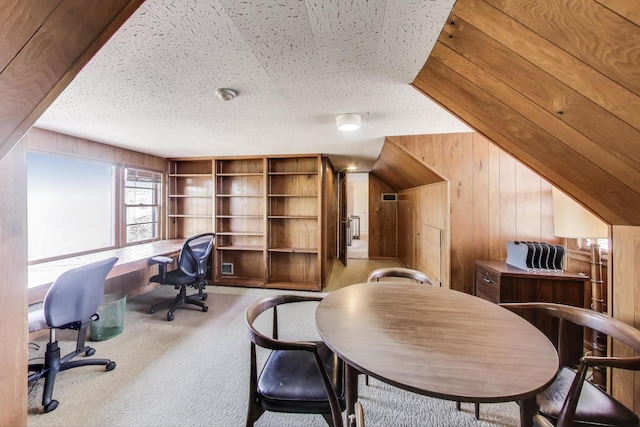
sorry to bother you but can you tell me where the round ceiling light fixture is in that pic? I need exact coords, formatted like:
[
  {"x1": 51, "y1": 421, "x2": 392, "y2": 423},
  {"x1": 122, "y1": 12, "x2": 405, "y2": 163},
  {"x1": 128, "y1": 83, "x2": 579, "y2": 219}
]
[
  {"x1": 215, "y1": 88, "x2": 237, "y2": 101},
  {"x1": 336, "y1": 113, "x2": 361, "y2": 132}
]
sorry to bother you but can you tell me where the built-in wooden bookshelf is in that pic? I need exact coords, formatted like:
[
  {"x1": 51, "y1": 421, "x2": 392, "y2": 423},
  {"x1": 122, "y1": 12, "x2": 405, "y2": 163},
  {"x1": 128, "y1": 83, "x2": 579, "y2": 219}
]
[
  {"x1": 214, "y1": 157, "x2": 266, "y2": 287},
  {"x1": 167, "y1": 159, "x2": 215, "y2": 282},
  {"x1": 168, "y1": 154, "x2": 330, "y2": 292},
  {"x1": 167, "y1": 160, "x2": 214, "y2": 238},
  {"x1": 267, "y1": 156, "x2": 321, "y2": 290}
]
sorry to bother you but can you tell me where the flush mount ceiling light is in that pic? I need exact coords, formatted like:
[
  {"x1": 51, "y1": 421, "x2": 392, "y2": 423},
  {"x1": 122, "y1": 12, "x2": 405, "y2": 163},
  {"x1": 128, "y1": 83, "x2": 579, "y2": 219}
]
[
  {"x1": 336, "y1": 113, "x2": 361, "y2": 132},
  {"x1": 214, "y1": 88, "x2": 237, "y2": 101}
]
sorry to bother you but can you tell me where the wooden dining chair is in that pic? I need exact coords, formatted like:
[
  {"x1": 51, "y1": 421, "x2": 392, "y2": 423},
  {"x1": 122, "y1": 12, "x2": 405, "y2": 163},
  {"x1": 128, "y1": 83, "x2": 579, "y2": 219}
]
[
  {"x1": 501, "y1": 302, "x2": 640, "y2": 427},
  {"x1": 367, "y1": 267, "x2": 435, "y2": 285},
  {"x1": 245, "y1": 294, "x2": 345, "y2": 427},
  {"x1": 351, "y1": 401, "x2": 365, "y2": 427}
]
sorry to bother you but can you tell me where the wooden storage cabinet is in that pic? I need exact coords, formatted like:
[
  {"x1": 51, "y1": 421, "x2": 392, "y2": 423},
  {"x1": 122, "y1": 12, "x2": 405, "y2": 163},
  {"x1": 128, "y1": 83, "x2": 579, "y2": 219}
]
[
  {"x1": 214, "y1": 158, "x2": 266, "y2": 287},
  {"x1": 475, "y1": 260, "x2": 588, "y2": 366}
]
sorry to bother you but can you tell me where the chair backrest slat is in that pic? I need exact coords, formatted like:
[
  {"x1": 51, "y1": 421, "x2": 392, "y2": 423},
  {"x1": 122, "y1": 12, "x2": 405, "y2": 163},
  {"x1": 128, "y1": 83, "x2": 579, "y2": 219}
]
[{"x1": 367, "y1": 267, "x2": 436, "y2": 285}]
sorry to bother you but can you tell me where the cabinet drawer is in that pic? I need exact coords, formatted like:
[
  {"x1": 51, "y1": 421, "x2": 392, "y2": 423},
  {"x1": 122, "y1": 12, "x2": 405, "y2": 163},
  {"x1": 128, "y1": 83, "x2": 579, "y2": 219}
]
[{"x1": 476, "y1": 268, "x2": 500, "y2": 303}]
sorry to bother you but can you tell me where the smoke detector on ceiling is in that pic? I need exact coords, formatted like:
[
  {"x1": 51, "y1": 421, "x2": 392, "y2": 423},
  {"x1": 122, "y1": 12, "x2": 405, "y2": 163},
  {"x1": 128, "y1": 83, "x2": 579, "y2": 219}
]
[{"x1": 215, "y1": 88, "x2": 237, "y2": 101}]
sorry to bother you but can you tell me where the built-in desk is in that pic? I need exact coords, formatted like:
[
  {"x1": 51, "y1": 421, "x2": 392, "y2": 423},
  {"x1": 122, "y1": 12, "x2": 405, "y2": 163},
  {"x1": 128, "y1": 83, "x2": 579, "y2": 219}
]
[{"x1": 28, "y1": 239, "x2": 185, "y2": 305}]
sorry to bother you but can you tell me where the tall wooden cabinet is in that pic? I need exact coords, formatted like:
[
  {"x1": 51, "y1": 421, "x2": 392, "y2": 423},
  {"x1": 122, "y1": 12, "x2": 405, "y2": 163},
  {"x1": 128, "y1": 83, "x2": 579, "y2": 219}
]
[{"x1": 168, "y1": 154, "x2": 332, "y2": 291}]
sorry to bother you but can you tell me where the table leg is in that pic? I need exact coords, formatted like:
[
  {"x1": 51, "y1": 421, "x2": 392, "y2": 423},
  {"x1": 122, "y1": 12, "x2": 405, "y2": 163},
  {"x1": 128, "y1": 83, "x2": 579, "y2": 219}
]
[
  {"x1": 345, "y1": 363, "x2": 359, "y2": 426},
  {"x1": 519, "y1": 397, "x2": 536, "y2": 427}
]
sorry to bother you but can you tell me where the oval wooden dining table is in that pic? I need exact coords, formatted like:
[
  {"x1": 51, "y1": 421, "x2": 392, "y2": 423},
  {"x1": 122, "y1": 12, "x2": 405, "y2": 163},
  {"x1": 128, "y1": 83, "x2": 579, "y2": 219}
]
[{"x1": 315, "y1": 282, "x2": 559, "y2": 427}]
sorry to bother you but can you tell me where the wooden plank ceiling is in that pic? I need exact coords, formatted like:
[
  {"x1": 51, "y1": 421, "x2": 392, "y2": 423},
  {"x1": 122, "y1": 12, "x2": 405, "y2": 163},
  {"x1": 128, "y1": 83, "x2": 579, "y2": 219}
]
[
  {"x1": 412, "y1": 0, "x2": 640, "y2": 226},
  {"x1": 372, "y1": 137, "x2": 446, "y2": 191},
  {"x1": 0, "y1": 0, "x2": 144, "y2": 162}
]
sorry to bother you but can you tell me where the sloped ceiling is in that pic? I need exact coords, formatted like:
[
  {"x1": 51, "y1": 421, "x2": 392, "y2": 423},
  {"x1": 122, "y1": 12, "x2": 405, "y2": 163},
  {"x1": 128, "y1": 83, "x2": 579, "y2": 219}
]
[
  {"x1": 373, "y1": 137, "x2": 446, "y2": 191},
  {"x1": 30, "y1": 0, "x2": 470, "y2": 172},
  {"x1": 0, "y1": 0, "x2": 144, "y2": 161},
  {"x1": 412, "y1": 0, "x2": 640, "y2": 226}
]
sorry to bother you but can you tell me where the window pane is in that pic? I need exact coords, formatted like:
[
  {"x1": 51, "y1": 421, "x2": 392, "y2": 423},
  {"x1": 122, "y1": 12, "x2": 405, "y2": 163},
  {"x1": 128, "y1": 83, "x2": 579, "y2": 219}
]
[
  {"x1": 27, "y1": 152, "x2": 115, "y2": 261},
  {"x1": 124, "y1": 167, "x2": 161, "y2": 244},
  {"x1": 126, "y1": 223, "x2": 156, "y2": 243},
  {"x1": 126, "y1": 206, "x2": 157, "y2": 224},
  {"x1": 125, "y1": 187, "x2": 155, "y2": 205}
]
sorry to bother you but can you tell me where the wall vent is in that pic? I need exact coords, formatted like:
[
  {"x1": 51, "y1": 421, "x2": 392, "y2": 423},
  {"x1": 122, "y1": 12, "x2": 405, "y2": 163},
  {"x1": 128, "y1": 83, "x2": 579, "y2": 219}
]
[
  {"x1": 221, "y1": 262, "x2": 234, "y2": 275},
  {"x1": 381, "y1": 193, "x2": 397, "y2": 202}
]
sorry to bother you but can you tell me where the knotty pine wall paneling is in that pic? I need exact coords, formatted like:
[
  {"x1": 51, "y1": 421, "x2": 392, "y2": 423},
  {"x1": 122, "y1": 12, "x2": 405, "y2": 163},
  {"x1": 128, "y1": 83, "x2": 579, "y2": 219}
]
[
  {"x1": 368, "y1": 173, "x2": 397, "y2": 259},
  {"x1": 392, "y1": 133, "x2": 557, "y2": 294},
  {"x1": 0, "y1": 141, "x2": 27, "y2": 426}
]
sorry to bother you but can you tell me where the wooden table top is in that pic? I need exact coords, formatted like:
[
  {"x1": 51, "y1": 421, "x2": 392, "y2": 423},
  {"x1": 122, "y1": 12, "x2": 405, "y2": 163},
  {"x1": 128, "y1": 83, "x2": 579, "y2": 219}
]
[
  {"x1": 316, "y1": 282, "x2": 559, "y2": 403},
  {"x1": 28, "y1": 239, "x2": 185, "y2": 289}
]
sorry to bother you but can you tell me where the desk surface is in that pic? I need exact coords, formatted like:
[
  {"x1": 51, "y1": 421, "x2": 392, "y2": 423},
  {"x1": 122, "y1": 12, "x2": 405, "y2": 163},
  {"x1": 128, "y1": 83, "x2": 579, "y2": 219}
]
[
  {"x1": 316, "y1": 282, "x2": 558, "y2": 404},
  {"x1": 28, "y1": 239, "x2": 184, "y2": 290}
]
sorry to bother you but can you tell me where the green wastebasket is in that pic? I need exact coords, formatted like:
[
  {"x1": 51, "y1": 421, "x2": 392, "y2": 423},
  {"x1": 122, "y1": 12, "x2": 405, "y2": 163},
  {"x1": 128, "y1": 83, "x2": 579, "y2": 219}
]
[{"x1": 90, "y1": 293, "x2": 127, "y2": 341}]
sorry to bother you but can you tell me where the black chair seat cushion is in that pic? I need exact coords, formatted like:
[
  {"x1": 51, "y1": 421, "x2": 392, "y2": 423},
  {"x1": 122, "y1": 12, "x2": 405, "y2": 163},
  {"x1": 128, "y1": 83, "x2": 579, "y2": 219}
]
[
  {"x1": 538, "y1": 367, "x2": 640, "y2": 427},
  {"x1": 150, "y1": 269, "x2": 198, "y2": 287},
  {"x1": 257, "y1": 341, "x2": 345, "y2": 414}
]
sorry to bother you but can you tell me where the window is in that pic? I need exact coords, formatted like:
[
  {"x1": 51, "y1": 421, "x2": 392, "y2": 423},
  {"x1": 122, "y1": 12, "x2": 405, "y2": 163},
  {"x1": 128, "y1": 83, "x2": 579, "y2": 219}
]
[
  {"x1": 578, "y1": 238, "x2": 609, "y2": 253},
  {"x1": 27, "y1": 152, "x2": 164, "y2": 263},
  {"x1": 124, "y1": 168, "x2": 162, "y2": 244},
  {"x1": 27, "y1": 152, "x2": 116, "y2": 261}
]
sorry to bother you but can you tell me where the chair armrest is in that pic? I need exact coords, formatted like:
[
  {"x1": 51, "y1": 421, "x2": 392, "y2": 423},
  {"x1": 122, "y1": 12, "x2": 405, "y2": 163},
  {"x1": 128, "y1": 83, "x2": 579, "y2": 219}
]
[
  {"x1": 151, "y1": 256, "x2": 174, "y2": 284},
  {"x1": 583, "y1": 355, "x2": 640, "y2": 370}
]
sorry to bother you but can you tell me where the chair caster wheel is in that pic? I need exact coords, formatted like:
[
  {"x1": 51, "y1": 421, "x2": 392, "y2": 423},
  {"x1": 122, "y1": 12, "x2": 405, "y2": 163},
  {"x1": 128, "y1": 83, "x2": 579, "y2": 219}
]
[
  {"x1": 167, "y1": 313, "x2": 174, "y2": 321},
  {"x1": 201, "y1": 294, "x2": 208, "y2": 301},
  {"x1": 149, "y1": 308, "x2": 155, "y2": 314},
  {"x1": 85, "y1": 348, "x2": 96, "y2": 357},
  {"x1": 106, "y1": 361, "x2": 116, "y2": 371},
  {"x1": 202, "y1": 305, "x2": 208, "y2": 312},
  {"x1": 44, "y1": 400, "x2": 59, "y2": 413}
]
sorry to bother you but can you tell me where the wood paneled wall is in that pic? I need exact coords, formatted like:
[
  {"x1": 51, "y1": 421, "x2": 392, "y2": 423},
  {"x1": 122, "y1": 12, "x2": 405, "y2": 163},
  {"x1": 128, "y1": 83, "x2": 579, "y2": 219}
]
[
  {"x1": 397, "y1": 191, "x2": 416, "y2": 268},
  {"x1": 0, "y1": 142, "x2": 27, "y2": 425},
  {"x1": 612, "y1": 226, "x2": 640, "y2": 412},
  {"x1": 368, "y1": 173, "x2": 397, "y2": 259},
  {"x1": 24, "y1": 127, "x2": 166, "y2": 172},
  {"x1": 398, "y1": 182, "x2": 450, "y2": 288},
  {"x1": 0, "y1": 0, "x2": 144, "y2": 162},
  {"x1": 412, "y1": 0, "x2": 640, "y2": 227},
  {"x1": 322, "y1": 158, "x2": 337, "y2": 283},
  {"x1": 392, "y1": 133, "x2": 557, "y2": 294}
]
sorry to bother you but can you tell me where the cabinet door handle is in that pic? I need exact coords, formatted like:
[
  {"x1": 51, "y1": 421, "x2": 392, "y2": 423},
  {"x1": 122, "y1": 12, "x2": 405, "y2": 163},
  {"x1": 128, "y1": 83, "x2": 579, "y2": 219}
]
[{"x1": 482, "y1": 276, "x2": 492, "y2": 284}]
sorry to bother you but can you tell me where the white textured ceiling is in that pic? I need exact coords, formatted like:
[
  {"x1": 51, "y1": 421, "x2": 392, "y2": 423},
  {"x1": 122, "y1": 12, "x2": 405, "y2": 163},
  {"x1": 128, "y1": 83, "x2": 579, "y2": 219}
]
[{"x1": 35, "y1": 0, "x2": 470, "y2": 171}]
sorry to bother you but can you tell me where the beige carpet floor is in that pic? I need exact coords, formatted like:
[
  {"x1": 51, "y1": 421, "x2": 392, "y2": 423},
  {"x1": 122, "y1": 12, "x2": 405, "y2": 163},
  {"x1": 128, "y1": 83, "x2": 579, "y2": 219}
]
[{"x1": 27, "y1": 261, "x2": 521, "y2": 427}]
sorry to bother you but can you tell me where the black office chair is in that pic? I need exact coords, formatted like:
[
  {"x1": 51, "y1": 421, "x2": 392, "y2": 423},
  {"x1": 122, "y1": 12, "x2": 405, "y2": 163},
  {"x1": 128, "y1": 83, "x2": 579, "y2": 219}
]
[
  {"x1": 28, "y1": 257, "x2": 119, "y2": 413},
  {"x1": 245, "y1": 294, "x2": 346, "y2": 427},
  {"x1": 148, "y1": 233, "x2": 214, "y2": 321},
  {"x1": 502, "y1": 302, "x2": 640, "y2": 427}
]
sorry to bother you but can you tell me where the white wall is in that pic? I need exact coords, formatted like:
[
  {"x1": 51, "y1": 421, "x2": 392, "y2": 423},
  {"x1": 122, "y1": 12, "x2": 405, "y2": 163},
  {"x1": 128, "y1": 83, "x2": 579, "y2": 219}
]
[{"x1": 347, "y1": 173, "x2": 368, "y2": 234}]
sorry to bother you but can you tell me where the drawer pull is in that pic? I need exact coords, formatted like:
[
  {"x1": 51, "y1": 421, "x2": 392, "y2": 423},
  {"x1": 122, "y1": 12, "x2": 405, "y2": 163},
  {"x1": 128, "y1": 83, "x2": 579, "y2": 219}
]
[{"x1": 482, "y1": 276, "x2": 493, "y2": 284}]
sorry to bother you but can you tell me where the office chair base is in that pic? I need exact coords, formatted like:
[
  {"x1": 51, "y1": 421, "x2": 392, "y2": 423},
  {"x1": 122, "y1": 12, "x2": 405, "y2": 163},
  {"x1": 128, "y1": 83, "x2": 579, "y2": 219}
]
[
  {"x1": 28, "y1": 340, "x2": 116, "y2": 413},
  {"x1": 148, "y1": 285, "x2": 208, "y2": 321}
]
